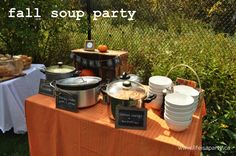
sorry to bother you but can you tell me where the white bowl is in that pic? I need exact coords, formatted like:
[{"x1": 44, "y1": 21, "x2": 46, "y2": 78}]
[
  {"x1": 174, "y1": 85, "x2": 199, "y2": 98},
  {"x1": 149, "y1": 83, "x2": 168, "y2": 88},
  {"x1": 149, "y1": 87, "x2": 164, "y2": 93},
  {"x1": 165, "y1": 112, "x2": 192, "y2": 122},
  {"x1": 165, "y1": 102, "x2": 194, "y2": 112},
  {"x1": 149, "y1": 89, "x2": 163, "y2": 94},
  {"x1": 165, "y1": 100, "x2": 195, "y2": 109},
  {"x1": 164, "y1": 114, "x2": 192, "y2": 132},
  {"x1": 149, "y1": 76, "x2": 172, "y2": 88},
  {"x1": 165, "y1": 107, "x2": 194, "y2": 117},
  {"x1": 149, "y1": 83, "x2": 171, "y2": 90},
  {"x1": 165, "y1": 93, "x2": 194, "y2": 107},
  {"x1": 149, "y1": 86, "x2": 164, "y2": 90}
]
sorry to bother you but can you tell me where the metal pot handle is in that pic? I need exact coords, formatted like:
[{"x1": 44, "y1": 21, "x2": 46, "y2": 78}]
[
  {"x1": 39, "y1": 67, "x2": 46, "y2": 74},
  {"x1": 72, "y1": 70, "x2": 81, "y2": 77},
  {"x1": 75, "y1": 77, "x2": 87, "y2": 83},
  {"x1": 143, "y1": 94, "x2": 157, "y2": 103},
  {"x1": 49, "y1": 81, "x2": 74, "y2": 97}
]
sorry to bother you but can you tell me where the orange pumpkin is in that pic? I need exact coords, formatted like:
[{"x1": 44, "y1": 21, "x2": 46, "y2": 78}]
[
  {"x1": 80, "y1": 69, "x2": 96, "y2": 76},
  {"x1": 98, "y1": 45, "x2": 108, "y2": 53}
]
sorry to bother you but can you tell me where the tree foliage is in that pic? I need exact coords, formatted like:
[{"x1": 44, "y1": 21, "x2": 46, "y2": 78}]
[
  {"x1": 0, "y1": 0, "x2": 87, "y2": 65},
  {"x1": 109, "y1": 0, "x2": 236, "y2": 35}
]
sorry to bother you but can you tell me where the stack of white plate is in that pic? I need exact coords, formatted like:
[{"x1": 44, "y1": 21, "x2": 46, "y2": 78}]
[
  {"x1": 148, "y1": 76, "x2": 172, "y2": 109},
  {"x1": 164, "y1": 93, "x2": 195, "y2": 132},
  {"x1": 173, "y1": 85, "x2": 200, "y2": 111}
]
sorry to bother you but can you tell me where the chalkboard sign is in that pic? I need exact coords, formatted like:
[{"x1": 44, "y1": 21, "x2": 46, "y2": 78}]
[
  {"x1": 56, "y1": 90, "x2": 78, "y2": 112},
  {"x1": 38, "y1": 79, "x2": 54, "y2": 97},
  {"x1": 115, "y1": 106, "x2": 147, "y2": 130}
]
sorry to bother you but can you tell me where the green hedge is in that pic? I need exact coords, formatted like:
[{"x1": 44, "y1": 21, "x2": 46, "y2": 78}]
[{"x1": 91, "y1": 18, "x2": 236, "y2": 155}]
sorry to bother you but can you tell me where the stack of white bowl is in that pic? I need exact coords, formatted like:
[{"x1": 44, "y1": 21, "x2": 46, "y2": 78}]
[
  {"x1": 164, "y1": 93, "x2": 195, "y2": 132},
  {"x1": 148, "y1": 76, "x2": 172, "y2": 109},
  {"x1": 173, "y1": 85, "x2": 200, "y2": 111}
]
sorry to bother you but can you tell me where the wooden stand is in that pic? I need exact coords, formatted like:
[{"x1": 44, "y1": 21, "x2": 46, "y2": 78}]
[{"x1": 71, "y1": 48, "x2": 128, "y2": 81}]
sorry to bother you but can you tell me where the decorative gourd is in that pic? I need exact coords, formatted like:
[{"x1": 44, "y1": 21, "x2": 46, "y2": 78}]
[{"x1": 98, "y1": 45, "x2": 108, "y2": 53}]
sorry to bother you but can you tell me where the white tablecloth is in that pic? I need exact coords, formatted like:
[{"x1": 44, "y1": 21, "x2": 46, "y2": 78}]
[{"x1": 0, "y1": 64, "x2": 45, "y2": 134}]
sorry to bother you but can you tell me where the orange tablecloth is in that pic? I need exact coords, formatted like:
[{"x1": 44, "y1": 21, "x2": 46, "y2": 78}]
[{"x1": 25, "y1": 94, "x2": 203, "y2": 156}]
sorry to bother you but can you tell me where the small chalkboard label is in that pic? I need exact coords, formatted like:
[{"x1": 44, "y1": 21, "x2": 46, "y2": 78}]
[
  {"x1": 115, "y1": 106, "x2": 147, "y2": 130},
  {"x1": 56, "y1": 90, "x2": 78, "y2": 112},
  {"x1": 38, "y1": 79, "x2": 54, "y2": 97}
]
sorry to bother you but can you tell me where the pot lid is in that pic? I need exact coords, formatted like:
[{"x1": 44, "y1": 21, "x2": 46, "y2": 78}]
[
  {"x1": 106, "y1": 80, "x2": 146, "y2": 100},
  {"x1": 46, "y1": 62, "x2": 75, "y2": 74},
  {"x1": 56, "y1": 76, "x2": 102, "y2": 90},
  {"x1": 120, "y1": 72, "x2": 141, "y2": 82}
]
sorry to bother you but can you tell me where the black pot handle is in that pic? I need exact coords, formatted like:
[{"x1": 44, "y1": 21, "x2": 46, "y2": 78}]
[
  {"x1": 39, "y1": 67, "x2": 46, "y2": 74},
  {"x1": 100, "y1": 84, "x2": 110, "y2": 104},
  {"x1": 100, "y1": 84, "x2": 107, "y2": 95},
  {"x1": 143, "y1": 94, "x2": 157, "y2": 103}
]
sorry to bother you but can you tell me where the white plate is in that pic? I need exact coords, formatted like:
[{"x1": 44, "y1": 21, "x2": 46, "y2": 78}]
[
  {"x1": 149, "y1": 86, "x2": 164, "y2": 91},
  {"x1": 149, "y1": 83, "x2": 168, "y2": 89},
  {"x1": 149, "y1": 76, "x2": 172, "y2": 88},
  {"x1": 165, "y1": 93, "x2": 194, "y2": 107},
  {"x1": 149, "y1": 87, "x2": 165, "y2": 92},
  {"x1": 149, "y1": 90, "x2": 163, "y2": 95},
  {"x1": 174, "y1": 85, "x2": 199, "y2": 98},
  {"x1": 149, "y1": 84, "x2": 170, "y2": 91}
]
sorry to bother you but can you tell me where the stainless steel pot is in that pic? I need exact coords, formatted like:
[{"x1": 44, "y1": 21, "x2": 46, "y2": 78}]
[
  {"x1": 51, "y1": 76, "x2": 102, "y2": 108},
  {"x1": 40, "y1": 62, "x2": 78, "y2": 81},
  {"x1": 101, "y1": 80, "x2": 156, "y2": 120}
]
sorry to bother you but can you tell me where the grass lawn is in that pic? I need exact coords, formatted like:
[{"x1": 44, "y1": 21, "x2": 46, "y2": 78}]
[{"x1": 0, "y1": 129, "x2": 29, "y2": 156}]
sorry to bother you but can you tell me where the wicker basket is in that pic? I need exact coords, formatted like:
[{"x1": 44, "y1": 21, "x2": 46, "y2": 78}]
[
  {"x1": 0, "y1": 59, "x2": 24, "y2": 77},
  {"x1": 166, "y1": 64, "x2": 205, "y2": 107}
]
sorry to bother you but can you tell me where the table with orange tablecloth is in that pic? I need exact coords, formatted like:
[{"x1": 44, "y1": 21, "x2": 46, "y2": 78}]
[{"x1": 25, "y1": 94, "x2": 204, "y2": 156}]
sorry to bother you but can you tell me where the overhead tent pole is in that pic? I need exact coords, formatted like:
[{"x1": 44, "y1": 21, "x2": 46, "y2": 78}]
[{"x1": 87, "y1": 0, "x2": 91, "y2": 40}]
